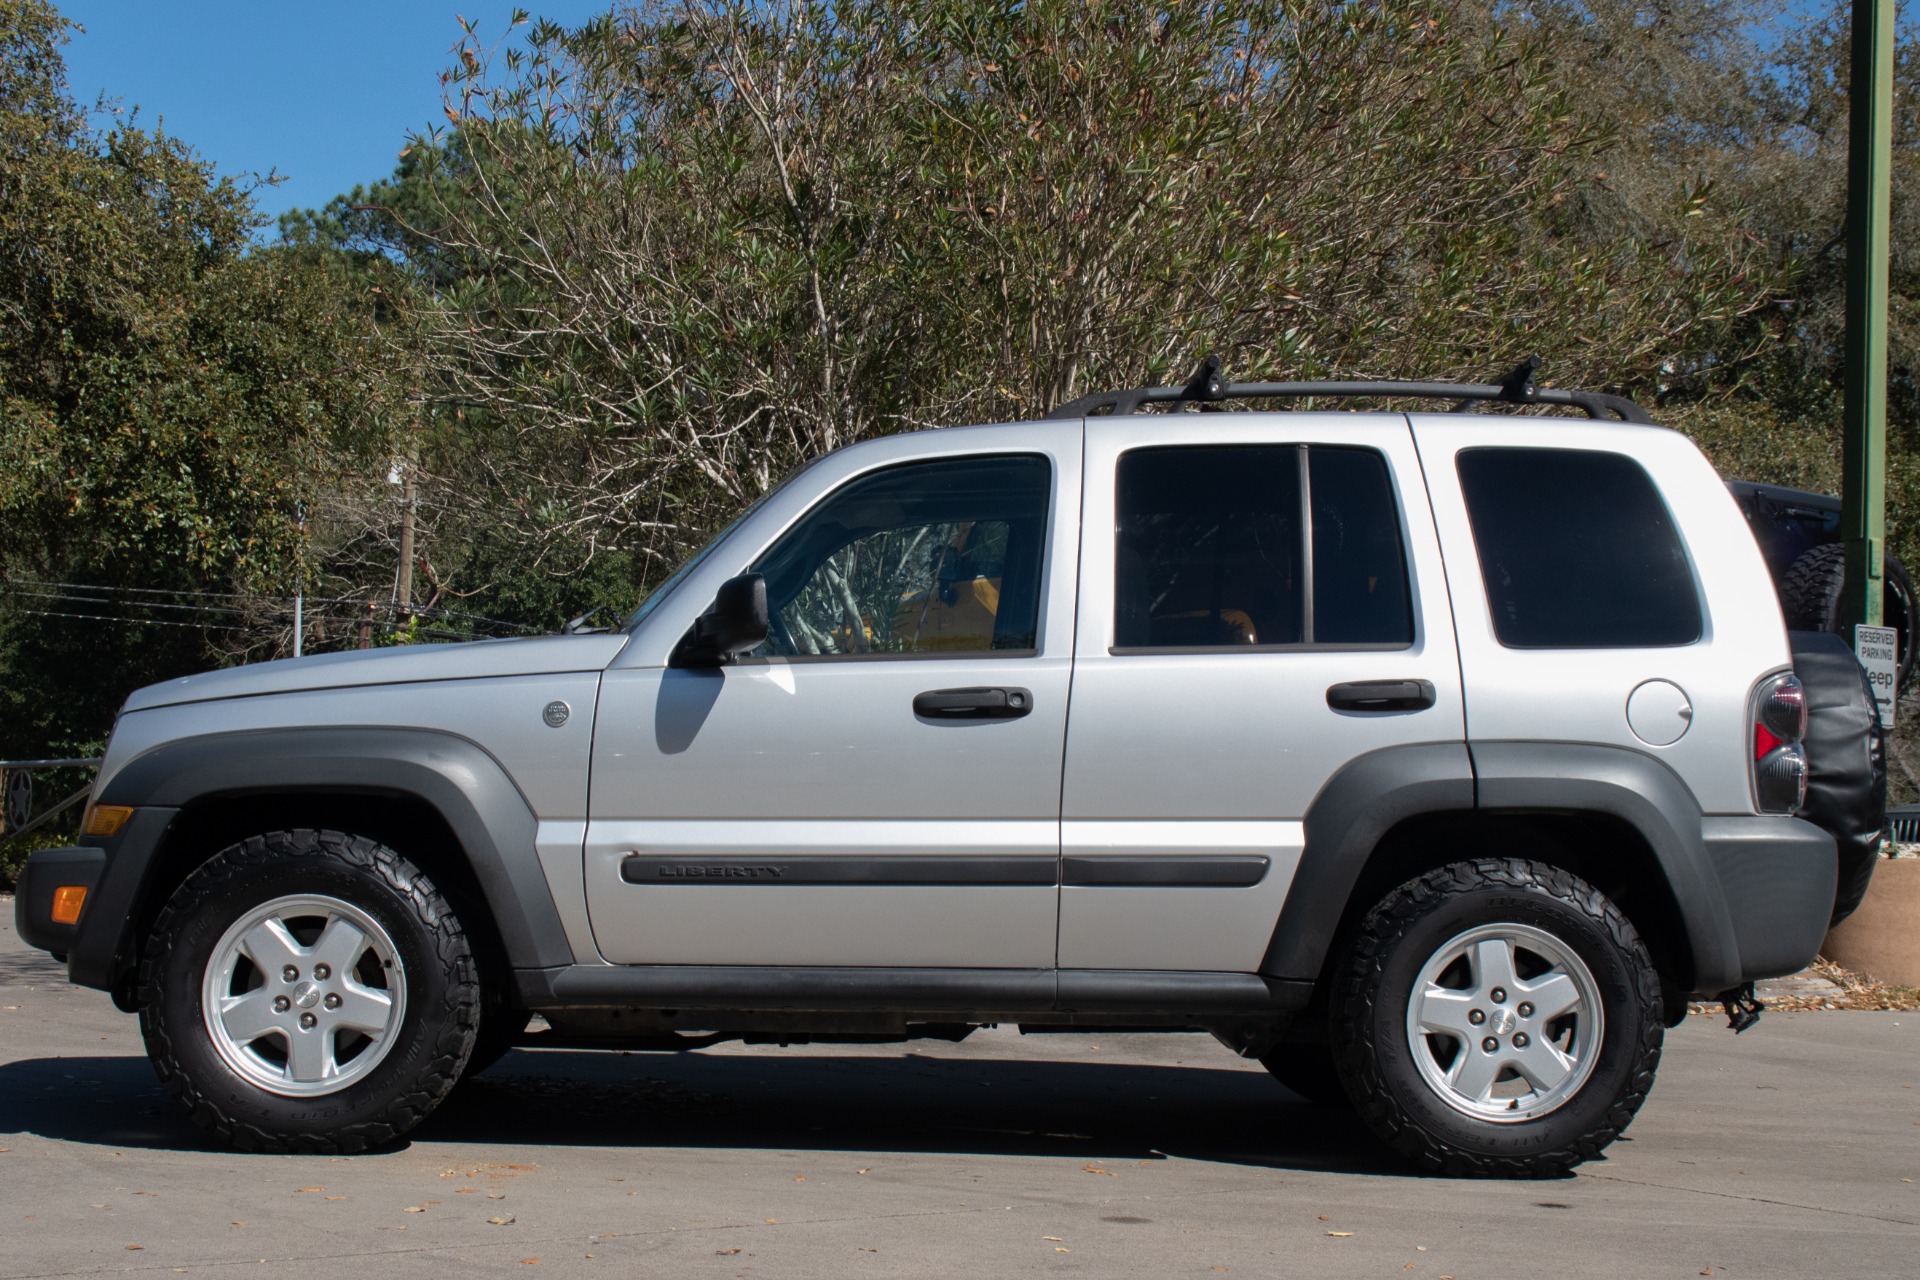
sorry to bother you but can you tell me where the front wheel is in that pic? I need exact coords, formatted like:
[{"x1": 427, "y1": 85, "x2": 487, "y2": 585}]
[
  {"x1": 139, "y1": 829, "x2": 479, "y2": 1153},
  {"x1": 1330, "y1": 859, "x2": 1663, "y2": 1177}
]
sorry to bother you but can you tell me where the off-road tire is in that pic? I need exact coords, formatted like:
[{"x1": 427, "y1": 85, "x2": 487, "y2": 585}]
[
  {"x1": 1781, "y1": 542, "x2": 1916, "y2": 690},
  {"x1": 1258, "y1": 1042, "x2": 1353, "y2": 1109},
  {"x1": 1330, "y1": 859, "x2": 1663, "y2": 1178},
  {"x1": 139, "y1": 829, "x2": 479, "y2": 1153}
]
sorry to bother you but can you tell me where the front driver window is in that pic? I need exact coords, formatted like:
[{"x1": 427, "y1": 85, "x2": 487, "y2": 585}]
[{"x1": 749, "y1": 454, "x2": 1051, "y2": 657}]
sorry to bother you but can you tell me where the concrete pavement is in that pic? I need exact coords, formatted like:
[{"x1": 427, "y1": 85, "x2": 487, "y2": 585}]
[{"x1": 2, "y1": 899, "x2": 1915, "y2": 1279}]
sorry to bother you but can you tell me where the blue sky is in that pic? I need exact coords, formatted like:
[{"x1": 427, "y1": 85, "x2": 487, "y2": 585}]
[
  {"x1": 57, "y1": 2, "x2": 611, "y2": 230},
  {"x1": 51, "y1": 2, "x2": 1852, "y2": 236}
]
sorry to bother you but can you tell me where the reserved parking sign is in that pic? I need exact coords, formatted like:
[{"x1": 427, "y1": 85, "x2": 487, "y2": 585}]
[{"x1": 1855, "y1": 624, "x2": 1899, "y2": 729}]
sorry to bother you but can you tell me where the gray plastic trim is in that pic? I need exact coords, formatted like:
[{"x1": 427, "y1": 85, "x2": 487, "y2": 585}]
[
  {"x1": 94, "y1": 726, "x2": 574, "y2": 971},
  {"x1": 619, "y1": 853, "x2": 1059, "y2": 886},
  {"x1": 1061, "y1": 855, "x2": 1271, "y2": 887},
  {"x1": 515, "y1": 964, "x2": 1311, "y2": 1016},
  {"x1": 1702, "y1": 814, "x2": 1837, "y2": 981}
]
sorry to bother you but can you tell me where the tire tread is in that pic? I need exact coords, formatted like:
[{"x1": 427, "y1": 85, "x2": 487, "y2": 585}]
[
  {"x1": 1330, "y1": 858, "x2": 1663, "y2": 1178},
  {"x1": 138, "y1": 828, "x2": 477, "y2": 1155}
]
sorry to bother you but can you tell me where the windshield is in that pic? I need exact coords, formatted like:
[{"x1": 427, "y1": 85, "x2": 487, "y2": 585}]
[{"x1": 623, "y1": 456, "x2": 829, "y2": 631}]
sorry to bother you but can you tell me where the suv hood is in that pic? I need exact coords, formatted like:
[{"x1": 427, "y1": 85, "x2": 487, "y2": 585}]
[{"x1": 121, "y1": 634, "x2": 632, "y2": 713}]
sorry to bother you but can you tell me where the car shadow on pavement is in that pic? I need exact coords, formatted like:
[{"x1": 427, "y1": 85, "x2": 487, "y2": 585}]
[
  {"x1": 424, "y1": 1047, "x2": 1405, "y2": 1175},
  {"x1": 0, "y1": 1048, "x2": 1406, "y2": 1175}
]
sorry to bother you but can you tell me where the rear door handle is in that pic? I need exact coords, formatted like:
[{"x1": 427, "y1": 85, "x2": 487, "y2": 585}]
[
  {"x1": 913, "y1": 686, "x2": 1033, "y2": 719},
  {"x1": 1326, "y1": 679, "x2": 1436, "y2": 712}
]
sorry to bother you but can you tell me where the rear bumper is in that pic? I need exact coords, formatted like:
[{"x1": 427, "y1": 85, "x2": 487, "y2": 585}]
[{"x1": 1702, "y1": 815, "x2": 1838, "y2": 987}]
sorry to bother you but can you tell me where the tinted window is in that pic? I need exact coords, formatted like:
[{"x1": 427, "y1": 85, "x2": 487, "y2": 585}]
[
  {"x1": 1114, "y1": 445, "x2": 1411, "y2": 649},
  {"x1": 1457, "y1": 447, "x2": 1701, "y2": 648},
  {"x1": 751, "y1": 455, "x2": 1050, "y2": 656},
  {"x1": 1311, "y1": 447, "x2": 1414, "y2": 645}
]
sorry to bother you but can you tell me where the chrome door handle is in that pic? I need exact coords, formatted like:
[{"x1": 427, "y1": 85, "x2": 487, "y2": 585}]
[
  {"x1": 1326, "y1": 679, "x2": 1435, "y2": 712},
  {"x1": 913, "y1": 687, "x2": 1033, "y2": 719}
]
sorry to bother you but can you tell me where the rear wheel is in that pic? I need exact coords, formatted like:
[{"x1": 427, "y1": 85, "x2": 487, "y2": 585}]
[
  {"x1": 1330, "y1": 859, "x2": 1663, "y2": 1177},
  {"x1": 139, "y1": 829, "x2": 478, "y2": 1153}
]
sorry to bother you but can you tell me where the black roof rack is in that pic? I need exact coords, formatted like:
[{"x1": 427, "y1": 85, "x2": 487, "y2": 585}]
[{"x1": 1042, "y1": 355, "x2": 1656, "y2": 424}]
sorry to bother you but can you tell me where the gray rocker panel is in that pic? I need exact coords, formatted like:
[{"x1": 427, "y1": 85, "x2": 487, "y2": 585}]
[
  {"x1": 93, "y1": 726, "x2": 573, "y2": 972},
  {"x1": 516, "y1": 964, "x2": 1313, "y2": 1017}
]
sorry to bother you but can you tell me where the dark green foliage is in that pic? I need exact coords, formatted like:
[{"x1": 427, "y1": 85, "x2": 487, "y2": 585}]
[{"x1": 0, "y1": 0, "x2": 406, "y2": 873}]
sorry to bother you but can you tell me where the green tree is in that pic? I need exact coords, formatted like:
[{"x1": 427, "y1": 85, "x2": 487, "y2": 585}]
[{"x1": 0, "y1": 0, "x2": 406, "y2": 763}]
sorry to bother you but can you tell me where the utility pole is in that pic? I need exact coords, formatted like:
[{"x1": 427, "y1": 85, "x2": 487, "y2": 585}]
[
  {"x1": 394, "y1": 463, "x2": 417, "y2": 620},
  {"x1": 1840, "y1": 0, "x2": 1896, "y2": 636},
  {"x1": 292, "y1": 500, "x2": 304, "y2": 659}
]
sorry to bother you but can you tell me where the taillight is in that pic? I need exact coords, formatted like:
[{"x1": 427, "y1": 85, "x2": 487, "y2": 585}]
[{"x1": 1751, "y1": 672, "x2": 1808, "y2": 813}]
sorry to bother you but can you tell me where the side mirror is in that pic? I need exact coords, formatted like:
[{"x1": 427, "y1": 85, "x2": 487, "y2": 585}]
[{"x1": 671, "y1": 573, "x2": 769, "y2": 666}]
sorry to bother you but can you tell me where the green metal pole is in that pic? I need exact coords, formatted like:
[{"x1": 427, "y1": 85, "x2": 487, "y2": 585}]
[{"x1": 1841, "y1": 0, "x2": 1897, "y2": 632}]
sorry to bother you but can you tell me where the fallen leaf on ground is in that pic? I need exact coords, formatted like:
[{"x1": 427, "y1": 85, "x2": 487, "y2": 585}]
[
  {"x1": 325, "y1": 1196, "x2": 346, "y2": 1201},
  {"x1": 764, "y1": 1218, "x2": 777, "y2": 1224},
  {"x1": 1042, "y1": 1237, "x2": 1063, "y2": 1241},
  {"x1": 1055, "y1": 1247, "x2": 1071, "y2": 1253},
  {"x1": 1082, "y1": 1165, "x2": 1114, "y2": 1176},
  {"x1": 1317, "y1": 1215, "x2": 1329, "y2": 1221},
  {"x1": 1327, "y1": 1231, "x2": 1354, "y2": 1237},
  {"x1": 717, "y1": 1248, "x2": 741, "y2": 1256},
  {"x1": 404, "y1": 1206, "x2": 425, "y2": 1213},
  {"x1": 856, "y1": 1168, "x2": 871, "y2": 1175},
  {"x1": 230, "y1": 1222, "x2": 244, "y2": 1227},
  {"x1": 124, "y1": 1245, "x2": 142, "y2": 1251},
  {"x1": 520, "y1": 1258, "x2": 539, "y2": 1265},
  {"x1": 792, "y1": 1176, "x2": 806, "y2": 1182},
  {"x1": 488, "y1": 1216, "x2": 516, "y2": 1225},
  {"x1": 488, "y1": 1193, "x2": 507, "y2": 1200},
  {"x1": 297, "y1": 1187, "x2": 324, "y2": 1193},
  {"x1": 455, "y1": 1188, "x2": 479, "y2": 1194}
]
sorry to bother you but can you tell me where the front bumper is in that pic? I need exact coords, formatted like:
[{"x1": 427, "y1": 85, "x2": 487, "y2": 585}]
[
  {"x1": 13, "y1": 805, "x2": 178, "y2": 992},
  {"x1": 13, "y1": 846, "x2": 105, "y2": 956},
  {"x1": 1702, "y1": 815, "x2": 1839, "y2": 986}
]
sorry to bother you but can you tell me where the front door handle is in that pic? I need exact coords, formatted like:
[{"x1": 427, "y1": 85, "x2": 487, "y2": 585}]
[
  {"x1": 913, "y1": 686, "x2": 1033, "y2": 719},
  {"x1": 1326, "y1": 679, "x2": 1436, "y2": 712}
]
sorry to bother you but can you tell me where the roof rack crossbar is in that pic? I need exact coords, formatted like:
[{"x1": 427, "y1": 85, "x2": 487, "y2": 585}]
[{"x1": 1043, "y1": 356, "x2": 1655, "y2": 424}]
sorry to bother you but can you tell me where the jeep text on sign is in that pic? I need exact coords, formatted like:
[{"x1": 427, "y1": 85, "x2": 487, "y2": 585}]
[{"x1": 1856, "y1": 624, "x2": 1899, "y2": 729}]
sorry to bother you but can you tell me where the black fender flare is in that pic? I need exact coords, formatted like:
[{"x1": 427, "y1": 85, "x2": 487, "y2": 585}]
[
  {"x1": 1259, "y1": 743, "x2": 1474, "y2": 980},
  {"x1": 1468, "y1": 742, "x2": 1740, "y2": 994},
  {"x1": 1258, "y1": 741, "x2": 1744, "y2": 996},
  {"x1": 91, "y1": 726, "x2": 573, "y2": 974}
]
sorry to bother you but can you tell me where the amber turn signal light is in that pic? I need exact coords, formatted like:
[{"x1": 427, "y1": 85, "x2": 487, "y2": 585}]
[
  {"x1": 81, "y1": 804, "x2": 134, "y2": 837},
  {"x1": 51, "y1": 885, "x2": 88, "y2": 925}
]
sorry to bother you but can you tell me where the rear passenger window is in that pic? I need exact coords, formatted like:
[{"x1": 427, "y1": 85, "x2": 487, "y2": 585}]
[
  {"x1": 1456, "y1": 447, "x2": 1701, "y2": 649},
  {"x1": 1114, "y1": 445, "x2": 1412, "y2": 650}
]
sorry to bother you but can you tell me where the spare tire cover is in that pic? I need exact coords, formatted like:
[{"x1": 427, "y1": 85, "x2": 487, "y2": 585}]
[{"x1": 1789, "y1": 630, "x2": 1887, "y2": 926}]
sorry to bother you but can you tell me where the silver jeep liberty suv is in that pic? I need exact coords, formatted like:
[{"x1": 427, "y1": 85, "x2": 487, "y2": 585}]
[{"x1": 17, "y1": 359, "x2": 1854, "y2": 1177}]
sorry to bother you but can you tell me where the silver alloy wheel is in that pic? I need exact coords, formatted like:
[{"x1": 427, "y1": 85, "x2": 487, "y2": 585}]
[
  {"x1": 1404, "y1": 922, "x2": 1604, "y2": 1123},
  {"x1": 200, "y1": 894, "x2": 408, "y2": 1098}
]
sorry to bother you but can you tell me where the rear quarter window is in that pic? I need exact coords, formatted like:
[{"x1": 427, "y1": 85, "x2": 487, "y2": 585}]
[{"x1": 1456, "y1": 447, "x2": 1702, "y2": 649}]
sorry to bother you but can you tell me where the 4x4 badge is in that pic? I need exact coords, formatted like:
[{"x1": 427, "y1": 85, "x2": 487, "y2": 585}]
[{"x1": 542, "y1": 700, "x2": 570, "y2": 728}]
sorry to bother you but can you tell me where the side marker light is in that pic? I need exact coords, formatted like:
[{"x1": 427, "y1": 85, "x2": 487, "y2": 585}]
[
  {"x1": 82, "y1": 805, "x2": 134, "y2": 837},
  {"x1": 51, "y1": 885, "x2": 88, "y2": 925}
]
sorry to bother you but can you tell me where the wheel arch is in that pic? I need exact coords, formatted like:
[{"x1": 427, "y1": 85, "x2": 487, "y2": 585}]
[
  {"x1": 1260, "y1": 742, "x2": 1743, "y2": 1000},
  {"x1": 88, "y1": 727, "x2": 573, "y2": 997}
]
